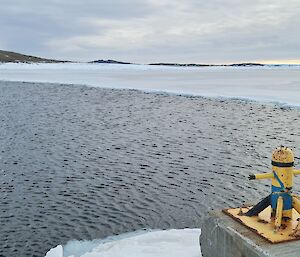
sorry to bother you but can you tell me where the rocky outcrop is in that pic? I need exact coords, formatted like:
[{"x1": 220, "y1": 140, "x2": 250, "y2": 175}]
[{"x1": 0, "y1": 50, "x2": 67, "y2": 63}]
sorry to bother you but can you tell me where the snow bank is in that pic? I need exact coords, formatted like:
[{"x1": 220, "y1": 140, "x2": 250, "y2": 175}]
[
  {"x1": 45, "y1": 245, "x2": 63, "y2": 257},
  {"x1": 1, "y1": 63, "x2": 300, "y2": 106},
  {"x1": 45, "y1": 229, "x2": 201, "y2": 257}
]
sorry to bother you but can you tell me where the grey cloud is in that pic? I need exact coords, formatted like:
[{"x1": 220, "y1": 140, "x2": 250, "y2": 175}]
[{"x1": 1, "y1": 0, "x2": 300, "y2": 63}]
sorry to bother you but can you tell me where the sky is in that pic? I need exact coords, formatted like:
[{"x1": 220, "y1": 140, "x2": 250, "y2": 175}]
[{"x1": 1, "y1": 0, "x2": 300, "y2": 64}]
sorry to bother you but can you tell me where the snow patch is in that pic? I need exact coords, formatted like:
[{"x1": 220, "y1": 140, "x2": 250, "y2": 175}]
[
  {"x1": 45, "y1": 245, "x2": 63, "y2": 257},
  {"x1": 1, "y1": 63, "x2": 300, "y2": 107},
  {"x1": 45, "y1": 229, "x2": 201, "y2": 257}
]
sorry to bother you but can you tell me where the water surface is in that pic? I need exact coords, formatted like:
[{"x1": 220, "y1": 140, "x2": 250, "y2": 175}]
[{"x1": 1, "y1": 81, "x2": 300, "y2": 256}]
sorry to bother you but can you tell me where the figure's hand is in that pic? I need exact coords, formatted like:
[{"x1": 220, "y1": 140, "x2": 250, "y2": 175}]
[{"x1": 248, "y1": 174, "x2": 256, "y2": 180}]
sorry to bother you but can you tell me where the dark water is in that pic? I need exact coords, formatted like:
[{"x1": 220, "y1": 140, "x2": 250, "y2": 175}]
[{"x1": 1, "y1": 81, "x2": 300, "y2": 257}]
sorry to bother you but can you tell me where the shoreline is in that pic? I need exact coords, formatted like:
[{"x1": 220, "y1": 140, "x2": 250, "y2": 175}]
[{"x1": 0, "y1": 79, "x2": 299, "y2": 109}]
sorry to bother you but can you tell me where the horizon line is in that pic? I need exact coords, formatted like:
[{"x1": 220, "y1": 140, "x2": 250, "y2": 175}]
[{"x1": 1, "y1": 49, "x2": 300, "y2": 65}]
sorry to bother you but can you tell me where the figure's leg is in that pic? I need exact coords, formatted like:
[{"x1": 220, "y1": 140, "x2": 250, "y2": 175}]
[
  {"x1": 275, "y1": 196, "x2": 283, "y2": 230},
  {"x1": 292, "y1": 196, "x2": 300, "y2": 214},
  {"x1": 245, "y1": 195, "x2": 271, "y2": 217},
  {"x1": 282, "y1": 193, "x2": 293, "y2": 220}
]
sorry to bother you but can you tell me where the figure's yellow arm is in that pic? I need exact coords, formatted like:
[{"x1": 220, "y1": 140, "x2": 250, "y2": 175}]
[
  {"x1": 249, "y1": 172, "x2": 273, "y2": 180},
  {"x1": 255, "y1": 172, "x2": 274, "y2": 179},
  {"x1": 293, "y1": 169, "x2": 300, "y2": 175}
]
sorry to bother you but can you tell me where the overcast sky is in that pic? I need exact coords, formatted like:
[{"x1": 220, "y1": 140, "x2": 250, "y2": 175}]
[{"x1": 1, "y1": 0, "x2": 299, "y2": 63}]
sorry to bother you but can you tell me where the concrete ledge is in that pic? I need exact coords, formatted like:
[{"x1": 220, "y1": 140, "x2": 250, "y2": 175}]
[{"x1": 200, "y1": 211, "x2": 300, "y2": 257}]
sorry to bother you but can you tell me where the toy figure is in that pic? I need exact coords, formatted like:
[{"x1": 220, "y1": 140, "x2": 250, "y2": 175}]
[{"x1": 247, "y1": 146, "x2": 300, "y2": 230}]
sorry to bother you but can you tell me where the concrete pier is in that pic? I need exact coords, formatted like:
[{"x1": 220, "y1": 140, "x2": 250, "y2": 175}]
[{"x1": 200, "y1": 211, "x2": 300, "y2": 257}]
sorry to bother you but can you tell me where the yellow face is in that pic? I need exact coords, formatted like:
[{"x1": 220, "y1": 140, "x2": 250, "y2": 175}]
[{"x1": 272, "y1": 146, "x2": 294, "y2": 164}]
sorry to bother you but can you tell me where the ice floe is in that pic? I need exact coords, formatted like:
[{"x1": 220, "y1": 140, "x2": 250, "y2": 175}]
[
  {"x1": 1, "y1": 63, "x2": 300, "y2": 106},
  {"x1": 45, "y1": 229, "x2": 201, "y2": 257}
]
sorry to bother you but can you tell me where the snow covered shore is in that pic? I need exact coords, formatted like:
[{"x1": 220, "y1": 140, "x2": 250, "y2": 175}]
[
  {"x1": 1, "y1": 63, "x2": 300, "y2": 106},
  {"x1": 45, "y1": 229, "x2": 201, "y2": 257}
]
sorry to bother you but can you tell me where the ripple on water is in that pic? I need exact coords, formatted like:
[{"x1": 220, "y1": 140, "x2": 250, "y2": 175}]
[{"x1": 1, "y1": 81, "x2": 300, "y2": 256}]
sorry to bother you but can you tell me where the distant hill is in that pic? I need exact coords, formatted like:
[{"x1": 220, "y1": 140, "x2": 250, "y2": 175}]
[
  {"x1": 149, "y1": 62, "x2": 265, "y2": 67},
  {"x1": 89, "y1": 59, "x2": 132, "y2": 65},
  {"x1": 149, "y1": 63, "x2": 211, "y2": 67},
  {"x1": 0, "y1": 50, "x2": 67, "y2": 63},
  {"x1": 228, "y1": 63, "x2": 264, "y2": 67}
]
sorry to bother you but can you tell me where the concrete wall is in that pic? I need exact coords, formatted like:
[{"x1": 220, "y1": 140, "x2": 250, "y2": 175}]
[{"x1": 200, "y1": 211, "x2": 300, "y2": 257}]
